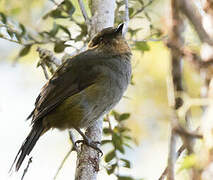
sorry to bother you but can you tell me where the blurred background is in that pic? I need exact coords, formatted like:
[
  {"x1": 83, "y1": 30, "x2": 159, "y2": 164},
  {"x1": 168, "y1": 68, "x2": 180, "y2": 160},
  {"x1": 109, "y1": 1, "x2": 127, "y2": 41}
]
[{"x1": 0, "y1": 0, "x2": 209, "y2": 180}]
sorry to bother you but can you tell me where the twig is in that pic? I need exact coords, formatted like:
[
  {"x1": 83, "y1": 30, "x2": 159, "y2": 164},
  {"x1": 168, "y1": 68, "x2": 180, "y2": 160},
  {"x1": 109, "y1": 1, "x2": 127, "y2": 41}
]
[
  {"x1": 178, "y1": 93, "x2": 213, "y2": 118},
  {"x1": 179, "y1": 0, "x2": 213, "y2": 46},
  {"x1": 53, "y1": 130, "x2": 79, "y2": 180},
  {"x1": 167, "y1": 1, "x2": 183, "y2": 179},
  {"x1": 130, "y1": 0, "x2": 154, "y2": 18},
  {"x1": 0, "y1": 23, "x2": 26, "y2": 45},
  {"x1": 0, "y1": 35, "x2": 23, "y2": 45},
  {"x1": 53, "y1": 148, "x2": 73, "y2": 180},
  {"x1": 49, "y1": 0, "x2": 68, "y2": 14},
  {"x1": 49, "y1": 0, "x2": 60, "y2": 6},
  {"x1": 123, "y1": 0, "x2": 129, "y2": 35},
  {"x1": 37, "y1": 47, "x2": 61, "y2": 66},
  {"x1": 105, "y1": 114, "x2": 113, "y2": 132},
  {"x1": 159, "y1": 124, "x2": 201, "y2": 180},
  {"x1": 167, "y1": 112, "x2": 179, "y2": 180},
  {"x1": 174, "y1": 126, "x2": 203, "y2": 140},
  {"x1": 166, "y1": 0, "x2": 184, "y2": 174},
  {"x1": 40, "y1": 64, "x2": 49, "y2": 80},
  {"x1": 130, "y1": 36, "x2": 168, "y2": 46},
  {"x1": 159, "y1": 145, "x2": 185, "y2": 180},
  {"x1": 78, "y1": 0, "x2": 90, "y2": 25},
  {"x1": 36, "y1": 47, "x2": 61, "y2": 79},
  {"x1": 21, "y1": 157, "x2": 32, "y2": 180}
]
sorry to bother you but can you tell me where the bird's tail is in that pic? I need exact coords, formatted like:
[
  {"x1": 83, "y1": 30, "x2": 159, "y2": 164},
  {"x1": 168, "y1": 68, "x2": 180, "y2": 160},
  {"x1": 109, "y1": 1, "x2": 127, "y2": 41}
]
[{"x1": 10, "y1": 121, "x2": 46, "y2": 172}]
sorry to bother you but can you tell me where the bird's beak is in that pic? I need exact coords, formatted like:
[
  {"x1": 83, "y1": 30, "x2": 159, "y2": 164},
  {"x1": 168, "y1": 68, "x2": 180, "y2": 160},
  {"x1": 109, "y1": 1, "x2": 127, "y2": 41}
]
[{"x1": 115, "y1": 23, "x2": 124, "y2": 35}]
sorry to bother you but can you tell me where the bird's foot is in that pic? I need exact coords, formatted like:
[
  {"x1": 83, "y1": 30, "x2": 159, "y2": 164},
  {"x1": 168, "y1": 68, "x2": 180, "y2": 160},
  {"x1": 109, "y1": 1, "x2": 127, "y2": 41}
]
[
  {"x1": 75, "y1": 139, "x2": 103, "y2": 156},
  {"x1": 74, "y1": 127, "x2": 103, "y2": 156}
]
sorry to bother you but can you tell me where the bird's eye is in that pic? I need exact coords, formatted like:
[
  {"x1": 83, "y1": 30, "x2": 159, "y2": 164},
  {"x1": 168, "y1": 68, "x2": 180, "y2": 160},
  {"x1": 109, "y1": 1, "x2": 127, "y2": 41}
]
[
  {"x1": 89, "y1": 36, "x2": 104, "y2": 47},
  {"x1": 88, "y1": 34, "x2": 105, "y2": 48}
]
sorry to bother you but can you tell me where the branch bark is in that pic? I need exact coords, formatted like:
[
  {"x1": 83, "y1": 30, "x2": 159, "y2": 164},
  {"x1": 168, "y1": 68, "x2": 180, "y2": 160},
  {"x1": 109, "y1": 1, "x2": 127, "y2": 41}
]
[
  {"x1": 78, "y1": 0, "x2": 90, "y2": 26},
  {"x1": 179, "y1": 0, "x2": 213, "y2": 45},
  {"x1": 166, "y1": 0, "x2": 184, "y2": 179},
  {"x1": 74, "y1": 1, "x2": 116, "y2": 180}
]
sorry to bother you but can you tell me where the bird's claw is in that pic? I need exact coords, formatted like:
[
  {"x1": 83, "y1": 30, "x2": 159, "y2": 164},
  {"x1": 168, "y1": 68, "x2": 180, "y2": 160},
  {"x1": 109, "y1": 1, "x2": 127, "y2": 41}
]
[{"x1": 75, "y1": 140, "x2": 103, "y2": 156}]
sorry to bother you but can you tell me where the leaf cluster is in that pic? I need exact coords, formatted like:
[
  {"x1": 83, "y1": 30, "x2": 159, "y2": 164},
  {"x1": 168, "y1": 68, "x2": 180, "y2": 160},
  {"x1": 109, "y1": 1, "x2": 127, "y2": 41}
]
[
  {"x1": 102, "y1": 111, "x2": 141, "y2": 180},
  {"x1": 0, "y1": 0, "x2": 89, "y2": 61}
]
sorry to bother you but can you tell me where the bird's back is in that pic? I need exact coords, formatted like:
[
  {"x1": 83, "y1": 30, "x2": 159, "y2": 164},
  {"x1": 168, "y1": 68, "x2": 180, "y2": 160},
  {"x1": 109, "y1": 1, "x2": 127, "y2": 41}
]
[{"x1": 42, "y1": 50, "x2": 132, "y2": 129}]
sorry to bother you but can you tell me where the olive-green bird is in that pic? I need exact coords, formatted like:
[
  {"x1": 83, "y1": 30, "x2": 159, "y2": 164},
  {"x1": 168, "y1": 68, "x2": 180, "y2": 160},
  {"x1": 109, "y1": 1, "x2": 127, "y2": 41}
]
[{"x1": 11, "y1": 23, "x2": 132, "y2": 171}]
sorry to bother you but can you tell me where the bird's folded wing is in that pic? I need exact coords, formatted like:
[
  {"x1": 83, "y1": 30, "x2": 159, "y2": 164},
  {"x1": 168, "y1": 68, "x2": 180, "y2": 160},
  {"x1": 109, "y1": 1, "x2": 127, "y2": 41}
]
[{"x1": 29, "y1": 50, "x2": 103, "y2": 124}]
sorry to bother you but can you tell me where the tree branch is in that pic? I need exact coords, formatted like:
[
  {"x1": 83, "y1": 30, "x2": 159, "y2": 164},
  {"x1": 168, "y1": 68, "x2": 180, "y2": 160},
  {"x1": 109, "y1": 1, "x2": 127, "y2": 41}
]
[
  {"x1": 159, "y1": 145, "x2": 185, "y2": 180},
  {"x1": 53, "y1": 148, "x2": 73, "y2": 180},
  {"x1": 130, "y1": 0, "x2": 155, "y2": 18},
  {"x1": 36, "y1": 47, "x2": 61, "y2": 79},
  {"x1": 123, "y1": 0, "x2": 129, "y2": 35},
  {"x1": 179, "y1": 0, "x2": 213, "y2": 45},
  {"x1": 74, "y1": 0, "x2": 116, "y2": 179},
  {"x1": 78, "y1": 0, "x2": 90, "y2": 25},
  {"x1": 167, "y1": 128, "x2": 177, "y2": 180},
  {"x1": 166, "y1": 1, "x2": 185, "y2": 179}
]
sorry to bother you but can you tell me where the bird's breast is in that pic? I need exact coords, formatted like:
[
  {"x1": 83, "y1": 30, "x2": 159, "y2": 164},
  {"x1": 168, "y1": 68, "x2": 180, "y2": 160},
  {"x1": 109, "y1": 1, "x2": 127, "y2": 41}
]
[{"x1": 44, "y1": 57, "x2": 131, "y2": 130}]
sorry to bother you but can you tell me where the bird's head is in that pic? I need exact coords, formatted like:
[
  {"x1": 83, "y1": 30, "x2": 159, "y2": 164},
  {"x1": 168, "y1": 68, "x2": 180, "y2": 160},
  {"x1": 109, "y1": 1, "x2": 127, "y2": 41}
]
[{"x1": 88, "y1": 23, "x2": 131, "y2": 56}]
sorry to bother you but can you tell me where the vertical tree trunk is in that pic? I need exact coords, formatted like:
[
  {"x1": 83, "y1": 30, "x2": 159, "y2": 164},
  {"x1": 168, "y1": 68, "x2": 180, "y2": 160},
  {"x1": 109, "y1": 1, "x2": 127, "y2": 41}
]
[{"x1": 74, "y1": 1, "x2": 116, "y2": 180}]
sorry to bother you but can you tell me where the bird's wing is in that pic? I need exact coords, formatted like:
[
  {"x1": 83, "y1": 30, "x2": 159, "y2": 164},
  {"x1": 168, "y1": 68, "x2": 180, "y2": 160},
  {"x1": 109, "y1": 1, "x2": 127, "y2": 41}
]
[{"x1": 29, "y1": 50, "x2": 104, "y2": 124}]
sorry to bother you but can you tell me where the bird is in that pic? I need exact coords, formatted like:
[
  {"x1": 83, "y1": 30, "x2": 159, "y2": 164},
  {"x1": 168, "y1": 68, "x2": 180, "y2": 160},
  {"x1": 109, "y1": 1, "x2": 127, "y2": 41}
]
[{"x1": 10, "y1": 23, "x2": 132, "y2": 172}]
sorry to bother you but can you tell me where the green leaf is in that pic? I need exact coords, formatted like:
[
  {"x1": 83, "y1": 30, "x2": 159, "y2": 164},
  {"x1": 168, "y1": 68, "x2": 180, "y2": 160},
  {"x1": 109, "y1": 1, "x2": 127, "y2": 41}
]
[
  {"x1": 75, "y1": 23, "x2": 87, "y2": 42},
  {"x1": 106, "y1": 163, "x2": 117, "y2": 175},
  {"x1": 112, "y1": 132, "x2": 124, "y2": 153},
  {"x1": 135, "y1": 41, "x2": 150, "y2": 51},
  {"x1": 117, "y1": 175, "x2": 134, "y2": 180},
  {"x1": 129, "y1": 8, "x2": 134, "y2": 17},
  {"x1": 138, "y1": 0, "x2": 144, "y2": 6},
  {"x1": 119, "y1": 113, "x2": 130, "y2": 121},
  {"x1": 44, "y1": 0, "x2": 75, "y2": 19},
  {"x1": 103, "y1": 128, "x2": 112, "y2": 135},
  {"x1": 19, "y1": 23, "x2": 26, "y2": 36},
  {"x1": 101, "y1": 139, "x2": 112, "y2": 145},
  {"x1": 49, "y1": 23, "x2": 59, "y2": 37},
  {"x1": 18, "y1": 45, "x2": 32, "y2": 57},
  {"x1": 75, "y1": 33, "x2": 84, "y2": 42},
  {"x1": 11, "y1": 7, "x2": 21, "y2": 15},
  {"x1": 54, "y1": 41, "x2": 67, "y2": 53},
  {"x1": 111, "y1": 110, "x2": 120, "y2": 121},
  {"x1": 178, "y1": 154, "x2": 197, "y2": 173},
  {"x1": 14, "y1": 32, "x2": 22, "y2": 42},
  {"x1": 134, "y1": 41, "x2": 150, "y2": 51},
  {"x1": 131, "y1": 75, "x2": 135, "y2": 85},
  {"x1": 0, "y1": 12, "x2": 7, "y2": 24},
  {"x1": 123, "y1": 135, "x2": 132, "y2": 140},
  {"x1": 119, "y1": 127, "x2": 131, "y2": 133},
  {"x1": 48, "y1": 9, "x2": 67, "y2": 19},
  {"x1": 120, "y1": 158, "x2": 131, "y2": 168},
  {"x1": 105, "y1": 150, "x2": 115, "y2": 163},
  {"x1": 124, "y1": 143, "x2": 133, "y2": 149},
  {"x1": 7, "y1": 29, "x2": 14, "y2": 38},
  {"x1": 59, "y1": 25, "x2": 72, "y2": 39},
  {"x1": 128, "y1": 28, "x2": 141, "y2": 36},
  {"x1": 63, "y1": 0, "x2": 75, "y2": 16}
]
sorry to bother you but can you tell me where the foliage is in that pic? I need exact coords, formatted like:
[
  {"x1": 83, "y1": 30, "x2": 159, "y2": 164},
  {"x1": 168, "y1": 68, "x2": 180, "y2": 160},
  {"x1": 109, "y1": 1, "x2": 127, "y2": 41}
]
[
  {"x1": 103, "y1": 112, "x2": 133, "y2": 177},
  {"x1": 0, "y1": 0, "x2": 161, "y2": 60}
]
